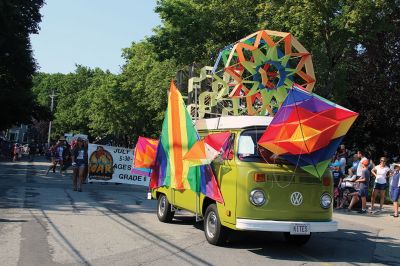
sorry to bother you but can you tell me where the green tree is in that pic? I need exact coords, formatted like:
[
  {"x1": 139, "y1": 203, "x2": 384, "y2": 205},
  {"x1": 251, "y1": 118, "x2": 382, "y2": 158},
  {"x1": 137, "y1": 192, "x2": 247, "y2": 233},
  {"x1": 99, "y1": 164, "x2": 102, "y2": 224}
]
[
  {"x1": 0, "y1": 0, "x2": 44, "y2": 129},
  {"x1": 120, "y1": 41, "x2": 179, "y2": 140},
  {"x1": 152, "y1": 0, "x2": 400, "y2": 157},
  {"x1": 150, "y1": 0, "x2": 262, "y2": 65},
  {"x1": 257, "y1": 0, "x2": 400, "y2": 157},
  {"x1": 33, "y1": 66, "x2": 105, "y2": 139},
  {"x1": 345, "y1": 0, "x2": 400, "y2": 156}
]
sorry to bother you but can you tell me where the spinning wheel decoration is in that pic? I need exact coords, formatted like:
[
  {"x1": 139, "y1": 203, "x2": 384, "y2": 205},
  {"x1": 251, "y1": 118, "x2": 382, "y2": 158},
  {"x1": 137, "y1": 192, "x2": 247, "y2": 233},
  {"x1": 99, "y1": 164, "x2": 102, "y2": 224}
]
[{"x1": 212, "y1": 30, "x2": 316, "y2": 115}]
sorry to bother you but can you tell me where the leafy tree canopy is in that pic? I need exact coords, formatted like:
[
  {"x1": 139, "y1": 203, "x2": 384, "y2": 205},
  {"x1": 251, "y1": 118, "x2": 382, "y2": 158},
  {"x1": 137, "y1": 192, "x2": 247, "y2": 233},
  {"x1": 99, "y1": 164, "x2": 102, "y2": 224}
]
[
  {"x1": 0, "y1": 0, "x2": 45, "y2": 130},
  {"x1": 30, "y1": 0, "x2": 400, "y2": 158}
]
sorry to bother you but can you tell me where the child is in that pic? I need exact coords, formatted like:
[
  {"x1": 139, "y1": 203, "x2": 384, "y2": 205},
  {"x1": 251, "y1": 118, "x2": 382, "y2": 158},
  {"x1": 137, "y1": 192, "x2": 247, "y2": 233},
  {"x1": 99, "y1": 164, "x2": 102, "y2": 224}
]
[
  {"x1": 332, "y1": 162, "x2": 344, "y2": 208},
  {"x1": 348, "y1": 159, "x2": 370, "y2": 213}
]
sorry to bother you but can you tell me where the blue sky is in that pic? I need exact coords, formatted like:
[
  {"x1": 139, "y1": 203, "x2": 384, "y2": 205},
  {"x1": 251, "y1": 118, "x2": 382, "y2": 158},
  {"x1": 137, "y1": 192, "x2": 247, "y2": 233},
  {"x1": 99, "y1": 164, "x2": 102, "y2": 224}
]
[{"x1": 30, "y1": 0, "x2": 161, "y2": 74}]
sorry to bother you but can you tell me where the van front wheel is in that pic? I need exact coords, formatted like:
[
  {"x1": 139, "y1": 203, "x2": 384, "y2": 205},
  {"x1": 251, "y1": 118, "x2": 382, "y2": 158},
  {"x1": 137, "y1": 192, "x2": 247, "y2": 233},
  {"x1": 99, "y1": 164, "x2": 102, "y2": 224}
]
[
  {"x1": 157, "y1": 194, "x2": 174, "y2": 223},
  {"x1": 204, "y1": 204, "x2": 227, "y2": 245},
  {"x1": 283, "y1": 233, "x2": 311, "y2": 246}
]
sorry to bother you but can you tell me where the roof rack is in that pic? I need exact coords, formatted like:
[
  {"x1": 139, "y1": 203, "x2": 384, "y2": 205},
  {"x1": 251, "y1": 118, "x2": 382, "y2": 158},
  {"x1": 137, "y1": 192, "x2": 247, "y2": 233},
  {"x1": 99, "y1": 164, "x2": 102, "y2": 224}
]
[{"x1": 195, "y1": 116, "x2": 272, "y2": 130}]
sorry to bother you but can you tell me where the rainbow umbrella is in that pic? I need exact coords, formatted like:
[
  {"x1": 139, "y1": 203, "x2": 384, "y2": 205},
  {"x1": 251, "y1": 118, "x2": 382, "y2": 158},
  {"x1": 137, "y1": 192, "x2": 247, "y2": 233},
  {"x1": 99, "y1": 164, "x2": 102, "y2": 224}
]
[{"x1": 258, "y1": 84, "x2": 358, "y2": 177}]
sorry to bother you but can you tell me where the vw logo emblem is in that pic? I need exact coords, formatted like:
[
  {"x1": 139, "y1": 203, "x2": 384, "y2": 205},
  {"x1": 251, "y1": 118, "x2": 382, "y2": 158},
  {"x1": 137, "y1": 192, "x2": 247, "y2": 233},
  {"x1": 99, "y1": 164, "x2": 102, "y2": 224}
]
[{"x1": 290, "y1": 192, "x2": 303, "y2": 206}]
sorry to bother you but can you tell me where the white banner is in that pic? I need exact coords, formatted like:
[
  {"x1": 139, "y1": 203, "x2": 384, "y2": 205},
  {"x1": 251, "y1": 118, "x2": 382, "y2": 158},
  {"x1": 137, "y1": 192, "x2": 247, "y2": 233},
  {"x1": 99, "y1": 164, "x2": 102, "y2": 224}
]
[{"x1": 88, "y1": 144, "x2": 149, "y2": 186}]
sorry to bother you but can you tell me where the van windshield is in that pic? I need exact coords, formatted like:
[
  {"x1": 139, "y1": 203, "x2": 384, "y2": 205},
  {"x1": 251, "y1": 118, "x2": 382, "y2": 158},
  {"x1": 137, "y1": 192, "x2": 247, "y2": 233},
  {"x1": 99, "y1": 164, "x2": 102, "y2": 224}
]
[{"x1": 238, "y1": 128, "x2": 290, "y2": 164}]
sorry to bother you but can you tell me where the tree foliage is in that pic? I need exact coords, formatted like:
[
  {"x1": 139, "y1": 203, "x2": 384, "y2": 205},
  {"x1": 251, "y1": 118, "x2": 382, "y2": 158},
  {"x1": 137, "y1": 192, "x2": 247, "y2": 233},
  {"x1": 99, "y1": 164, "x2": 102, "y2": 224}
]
[
  {"x1": 150, "y1": 0, "x2": 261, "y2": 65},
  {"x1": 33, "y1": 42, "x2": 178, "y2": 145},
  {"x1": 30, "y1": 0, "x2": 400, "y2": 157},
  {"x1": 150, "y1": 0, "x2": 400, "y2": 158},
  {"x1": 0, "y1": 0, "x2": 45, "y2": 130}
]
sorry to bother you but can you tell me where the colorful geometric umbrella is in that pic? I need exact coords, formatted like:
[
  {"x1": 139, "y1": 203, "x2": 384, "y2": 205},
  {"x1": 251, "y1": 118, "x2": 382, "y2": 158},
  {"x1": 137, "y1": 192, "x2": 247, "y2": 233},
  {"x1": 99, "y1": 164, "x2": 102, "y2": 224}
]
[
  {"x1": 183, "y1": 132, "x2": 231, "y2": 166},
  {"x1": 258, "y1": 84, "x2": 358, "y2": 177}
]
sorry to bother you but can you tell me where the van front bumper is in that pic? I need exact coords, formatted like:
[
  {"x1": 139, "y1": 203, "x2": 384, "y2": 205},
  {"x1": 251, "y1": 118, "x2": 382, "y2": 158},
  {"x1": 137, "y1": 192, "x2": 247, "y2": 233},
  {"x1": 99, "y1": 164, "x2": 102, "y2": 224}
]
[{"x1": 236, "y1": 219, "x2": 338, "y2": 232}]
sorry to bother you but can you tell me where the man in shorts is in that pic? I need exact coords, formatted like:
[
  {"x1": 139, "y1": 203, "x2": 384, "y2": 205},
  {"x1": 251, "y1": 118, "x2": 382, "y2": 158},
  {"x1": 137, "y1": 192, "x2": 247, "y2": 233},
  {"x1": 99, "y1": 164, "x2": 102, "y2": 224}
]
[{"x1": 348, "y1": 159, "x2": 370, "y2": 213}]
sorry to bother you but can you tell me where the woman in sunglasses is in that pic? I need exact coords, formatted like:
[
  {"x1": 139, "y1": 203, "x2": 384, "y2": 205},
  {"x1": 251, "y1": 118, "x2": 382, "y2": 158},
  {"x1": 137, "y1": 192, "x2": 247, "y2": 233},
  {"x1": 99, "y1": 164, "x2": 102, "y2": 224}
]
[{"x1": 370, "y1": 157, "x2": 391, "y2": 212}]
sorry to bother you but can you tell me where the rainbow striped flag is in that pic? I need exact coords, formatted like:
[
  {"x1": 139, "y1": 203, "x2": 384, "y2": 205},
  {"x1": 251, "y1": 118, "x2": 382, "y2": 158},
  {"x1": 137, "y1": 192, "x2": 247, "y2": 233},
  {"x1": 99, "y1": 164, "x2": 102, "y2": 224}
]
[
  {"x1": 151, "y1": 80, "x2": 199, "y2": 190},
  {"x1": 150, "y1": 81, "x2": 223, "y2": 203}
]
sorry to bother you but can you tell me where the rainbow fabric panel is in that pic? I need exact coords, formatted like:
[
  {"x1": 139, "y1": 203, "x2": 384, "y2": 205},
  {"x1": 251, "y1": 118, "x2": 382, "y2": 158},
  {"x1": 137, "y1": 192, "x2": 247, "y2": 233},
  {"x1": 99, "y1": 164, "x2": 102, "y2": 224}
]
[
  {"x1": 150, "y1": 81, "x2": 223, "y2": 203},
  {"x1": 132, "y1": 136, "x2": 158, "y2": 169},
  {"x1": 183, "y1": 132, "x2": 230, "y2": 166}
]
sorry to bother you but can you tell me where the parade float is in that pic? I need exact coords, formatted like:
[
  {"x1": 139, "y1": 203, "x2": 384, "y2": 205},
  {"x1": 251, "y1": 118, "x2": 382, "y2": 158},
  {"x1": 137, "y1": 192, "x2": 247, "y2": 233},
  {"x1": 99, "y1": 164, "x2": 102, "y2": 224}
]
[{"x1": 132, "y1": 30, "x2": 358, "y2": 245}]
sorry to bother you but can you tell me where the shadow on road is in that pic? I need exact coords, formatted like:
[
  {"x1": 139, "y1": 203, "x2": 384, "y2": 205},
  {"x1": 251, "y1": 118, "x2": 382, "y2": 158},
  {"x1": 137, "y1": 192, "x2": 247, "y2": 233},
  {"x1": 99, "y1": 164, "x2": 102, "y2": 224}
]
[
  {"x1": 0, "y1": 218, "x2": 28, "y2": 223},
  {"x1": 163, "y1": 214, "x2": 400, "y2": 265},
  {"x1": 216, "y1": 229, "x2": 399, "y2": 265}
]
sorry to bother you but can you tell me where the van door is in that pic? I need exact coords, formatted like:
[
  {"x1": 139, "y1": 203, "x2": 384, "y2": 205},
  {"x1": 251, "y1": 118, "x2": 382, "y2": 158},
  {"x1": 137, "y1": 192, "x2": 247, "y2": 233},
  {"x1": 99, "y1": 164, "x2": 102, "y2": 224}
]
[
  {"x1": 214, "y1": 160, "x2": 236, "y2": 224},
  {"x1": 173, "y1": 188, "x2": 198, "y2": 213},
  {"x1": 214, "y1": 133, "x2": 237, "y2": 224}
]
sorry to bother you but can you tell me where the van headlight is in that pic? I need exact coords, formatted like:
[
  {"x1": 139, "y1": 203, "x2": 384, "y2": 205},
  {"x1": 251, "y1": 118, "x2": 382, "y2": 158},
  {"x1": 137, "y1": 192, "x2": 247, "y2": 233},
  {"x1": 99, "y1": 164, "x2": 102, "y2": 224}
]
[
  {"x1": 320, "y1": 193, "x2": 332, "y2": 209},
  {"x1": 250, "y1": 189, "x2": 266, "y2": 206}
]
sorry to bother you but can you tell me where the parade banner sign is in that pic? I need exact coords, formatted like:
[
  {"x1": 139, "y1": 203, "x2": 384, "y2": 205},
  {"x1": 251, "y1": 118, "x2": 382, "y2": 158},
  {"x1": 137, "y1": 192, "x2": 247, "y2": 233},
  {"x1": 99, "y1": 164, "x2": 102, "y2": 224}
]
[{"x1": 88, "y1": 144, "x2": 149, "y2": 186}]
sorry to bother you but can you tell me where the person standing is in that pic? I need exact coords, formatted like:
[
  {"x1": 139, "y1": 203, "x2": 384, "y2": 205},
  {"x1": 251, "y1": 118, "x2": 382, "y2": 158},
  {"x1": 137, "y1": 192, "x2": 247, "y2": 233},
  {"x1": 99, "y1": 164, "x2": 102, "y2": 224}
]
[
  {"x1": 71, "y1": 138, "x2": 87, "y2": 192},
  {"x1": 337, "y1": 144, "x2": 348, "y2": 175},
  {"x1": 348, "y1": 154, "x2": 360, "y2": 177},
  {"x1": 356, "y1": 150, "x2": 368, "y2": 178},
  {"x1": 332, "y1": 162, "x2": 344, "y2": 208},
  {"x1": 57, "y1": 138, "x2": 70, "y2": 175},
  {"x1": 28, "y1": 141, "x2": 36, "y2": 162},
  {"x1": 46, "y1": 143, "x2": 57, "y2": 174},
  {"x1": 370, "y1": 157, "x2": 391, "y2": 212},
  {"x1": 348, "y1": 159, "x2": 370, "y2": 213},
  {"x1": 46, "y1": 138, "x2": 68, "y2": 175},
  {"x1": 389, "y1": 164, "x2": 400, "y2": 217},
  {"x1": 12, "y1": 143, "x2": 19, "y2": 161}
]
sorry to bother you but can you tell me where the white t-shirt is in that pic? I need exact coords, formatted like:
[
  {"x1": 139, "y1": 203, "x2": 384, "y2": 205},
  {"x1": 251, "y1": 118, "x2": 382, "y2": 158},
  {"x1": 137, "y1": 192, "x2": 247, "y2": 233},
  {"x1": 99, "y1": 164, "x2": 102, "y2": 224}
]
[
  {"x1": 373, "y1": 165, "x2": 390, "y2": 184},
  {"x1": 356, "y1": 157, "x2": 368, "y2": 176}
]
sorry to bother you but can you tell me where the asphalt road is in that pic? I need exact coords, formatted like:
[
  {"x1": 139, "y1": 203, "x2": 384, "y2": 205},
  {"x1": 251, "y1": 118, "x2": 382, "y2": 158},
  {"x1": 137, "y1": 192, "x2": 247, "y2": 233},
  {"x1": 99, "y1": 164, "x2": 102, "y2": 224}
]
[{"x1": 1, "y1": 157, "x2": 399, "y2": 266}]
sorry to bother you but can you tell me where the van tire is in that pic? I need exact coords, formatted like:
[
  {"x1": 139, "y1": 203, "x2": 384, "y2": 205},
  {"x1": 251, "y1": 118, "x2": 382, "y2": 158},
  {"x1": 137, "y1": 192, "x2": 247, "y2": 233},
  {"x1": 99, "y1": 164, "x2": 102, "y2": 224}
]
[
  {"x1": 283, "y1": 233, "x2": 311, "y2": 246},
  {"x1": 204, "y1": 204, "x2": 227, "y2": 246},
  {"x1": 157, "y1": 194, "x2": 174, "y2": 223}
]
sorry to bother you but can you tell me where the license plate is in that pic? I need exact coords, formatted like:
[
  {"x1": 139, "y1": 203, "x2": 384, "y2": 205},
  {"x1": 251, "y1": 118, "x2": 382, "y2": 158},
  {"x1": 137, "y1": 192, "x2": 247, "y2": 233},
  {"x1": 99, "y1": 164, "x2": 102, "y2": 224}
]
[{"x1": 290, "y1": 223, "x2": 310, "y2": 235}]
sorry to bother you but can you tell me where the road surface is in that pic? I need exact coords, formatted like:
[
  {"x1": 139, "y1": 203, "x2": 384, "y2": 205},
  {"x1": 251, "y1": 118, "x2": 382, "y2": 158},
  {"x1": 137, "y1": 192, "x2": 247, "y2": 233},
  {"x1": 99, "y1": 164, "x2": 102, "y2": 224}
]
[{"x1": 0, "y1": 158, "x2": 399, "y2": 265}]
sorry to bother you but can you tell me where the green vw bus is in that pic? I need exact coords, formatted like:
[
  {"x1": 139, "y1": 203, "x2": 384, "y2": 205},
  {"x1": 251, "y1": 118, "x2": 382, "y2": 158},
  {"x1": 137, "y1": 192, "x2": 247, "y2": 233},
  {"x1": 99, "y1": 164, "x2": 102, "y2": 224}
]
[{"x1": 151, "y1": 116, "x2": 337, "y2": 245}]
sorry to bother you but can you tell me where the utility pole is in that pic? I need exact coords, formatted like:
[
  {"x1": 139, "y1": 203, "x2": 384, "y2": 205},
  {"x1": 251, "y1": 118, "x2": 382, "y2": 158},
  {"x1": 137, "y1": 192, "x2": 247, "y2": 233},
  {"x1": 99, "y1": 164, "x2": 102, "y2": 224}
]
[{"x1": 47, "y1": 90, "x2": 57, "y2": 147}]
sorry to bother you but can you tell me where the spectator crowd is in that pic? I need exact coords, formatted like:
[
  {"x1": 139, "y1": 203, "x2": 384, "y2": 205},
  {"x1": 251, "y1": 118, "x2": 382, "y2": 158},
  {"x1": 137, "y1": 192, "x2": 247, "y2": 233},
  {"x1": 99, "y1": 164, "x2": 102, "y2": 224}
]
[{"x1": 331, "y1": 145, "x2": 400, "y2": 218}]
